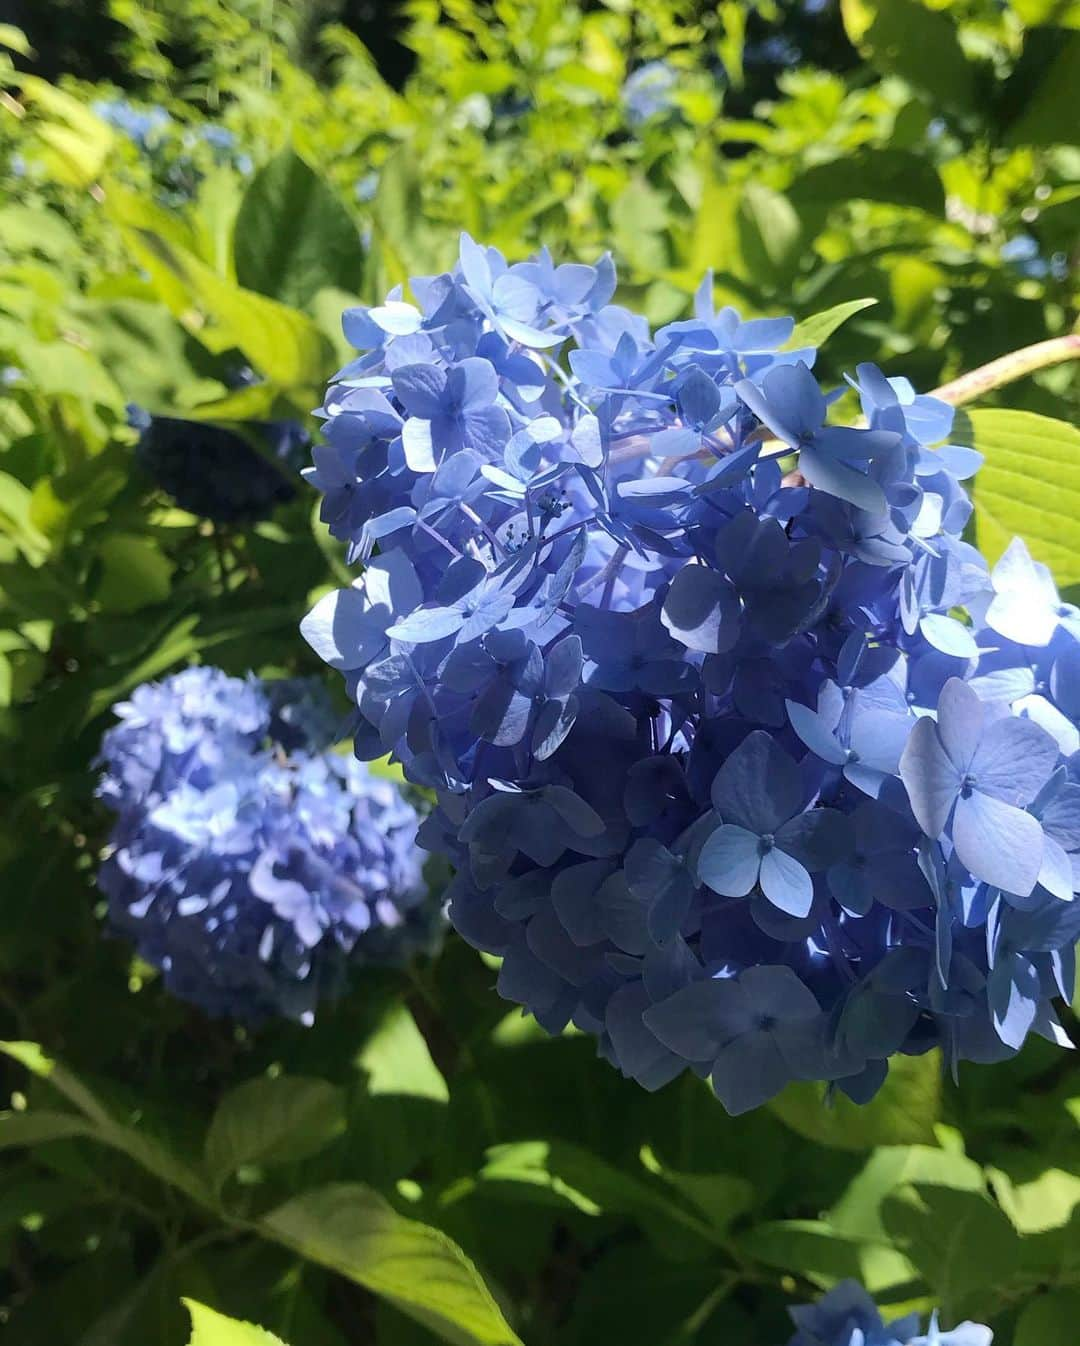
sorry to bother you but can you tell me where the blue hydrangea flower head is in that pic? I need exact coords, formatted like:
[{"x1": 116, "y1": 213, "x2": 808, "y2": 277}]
[
  {"x1": 785, "y1": 1283, "x2": 992, "y2": 1346},
  {"x1": 301, "y1": 234, "x2": 1080, "y2": 1112},
  {"x1": 97, "y1": 667, "x2": 434, "y2": 1023}
]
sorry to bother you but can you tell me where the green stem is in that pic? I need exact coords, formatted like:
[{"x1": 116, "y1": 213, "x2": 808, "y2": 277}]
[{"x1": 931, "y1": 334, "x2": 1080, "y2": 407}]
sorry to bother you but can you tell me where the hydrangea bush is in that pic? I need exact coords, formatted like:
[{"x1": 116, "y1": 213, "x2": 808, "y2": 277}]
[
  {"x1": 97, "y1": 666, "x2": 435, "y2": 1023},
  {"x1": 786, "y1": 1283, "x2": 992, "y2": 1346},
  {"x1": 302, "y1": 235, "x2": 1080, "y2": 1113}
]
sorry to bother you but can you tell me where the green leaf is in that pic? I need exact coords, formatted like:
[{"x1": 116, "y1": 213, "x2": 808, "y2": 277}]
[
  {"x1": 736, "y1": 183, "x2": 803, "y2": 286},
  {"x1": 184, "y1": 1300, "x2": 289, "y2": 1346},
  {"x1": 479, "y1": 1141, "x2": 603, "y2": 1216},
  {"x1": 234, "y1": 150, "x2": 364, "y2": 309},
  {"x1": 477, "y1": 1139, "x2": 720, "y2": 1258},
  {"x1": 769, "y1": 1050, "x2": 941, "y2": 1150},
  {"x1": 1011, "y1": 0, "x2": 1080, "y2": 26},
  {"x1": 358, "y1": 1004, "x2": 449, "y2": 1103},
  {"x1": 737, "y1": 1220, "x2": 866, "y2": 1283},
  {"x1": 847, "y1": 0, "x2": 976, "y2": 115},
  {"x1": 0, "y1": 23, "x2": 33, "y2": 56},
  {"x1": 0, "y1": 1041, "x2": 212, "y2": 1206},
  {"x1": 784, "y1": 299, "x2": 878, "y2": 351},
  {"x1": 0, "y1": 204, "x2": 79, "y2": 261},
  {"x1": 830, "y1": 1145, "x2": 985, "y2": 1244},
  {"x1": 19, "y1": 75, "x2": 114, "y2": 187},
  {"x1": 83, "y1": 603, "x2": 299, "y2": 723},
  {"x1": 372, "y1": 148, "x2": 446, "y2": 284},
  {"x1": 881, "y1": 1184, "x2": 1019, "y2": 1322},
  {"x1": 16, "y1": 338, "x2": 125, "y2": 410},
  {"x1": 959, "y1": 408, "x2": 1080, "y2": 587},
  {"x1": 0, "y1": 472, "x2": 50, "y2": 565},
  {"x1": 612, "y1": 179, "x2": 670, "y2": 276},
  {"x1": 790, "y1": 150, "x2": 944, "y2": 216},
  {"x1": 638, "y1": 1147, "x2": 754, "y2": 1233},
  {"x1": 0, "y1": 1040, "x2": 113, "y2": 1125},
  {"x1": 261, "y1": 1184, "x2": 522, "y2": 1346},
  {"x1": 204, "y1": 1076, "x2": 347, "y2": 1189},
  {"x1": 1006, "y1": 34, "x2": 1080, "y2": 146},
  {"x1": 69, "y1": 298, "x2": 215, "y2": 411},
  {"x1": 988, "y1": 1166, "x2": 1080, "y2": 1233},
  {"x1": 0, "y1": 1109, "x2": 96, "y2": 1149},
  {"x1": 1014, "y1": 1291, "x2": 1080, "y2": 1346},
  {"x1": 121, "y1": 224, "x2": 330, "y2": 388},
  {"x1": 95, "y1": 535, "x2": 174, "y2": 614}
]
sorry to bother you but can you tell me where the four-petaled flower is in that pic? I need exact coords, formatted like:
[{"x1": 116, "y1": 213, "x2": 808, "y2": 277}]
[
  {"x1": 736, "y1": 361, "x2": 900, "y2": 513},
  {"x1": 900, "y1": 677, "x2": 1058, "y2": 895},
  {"x1": 392, "y1": 357, "x2": 510, "y2": 474},
  {"x1": 697, "y1": 731, "x2": 850, "y2": 917}
]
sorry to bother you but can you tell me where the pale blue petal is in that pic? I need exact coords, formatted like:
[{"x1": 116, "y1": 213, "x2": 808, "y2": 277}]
[
  {"x1": 785, "y1": 698, "x2": 847, "y2": 765},
  {"x1": 936, "y1": 677, "x2": 984, "y2": 771},
  {"x1": 920, "y1": 613, "x2": 980, "y2": 658},
  {"x1": 970, "y1": 714, "x2": 1059, "y2": 807},
  {"x1": 385, "y1": 604, "x2": 465, "y2": 644},
  {"x1": 401, "y1": 417, "x2": 437, "y2": 473},
  {"x1": 697, "y1": 824, "x2": 761, "y2": 897},
  {"x1": 899, "y1": 715, "x2": 959, "y2": 839},
  {"x1": 953, "y1": 790, "x2": 1043, "y2": 896},
  {"x1": 759, "y1": 848, "x2": 814, "y2": 917}
]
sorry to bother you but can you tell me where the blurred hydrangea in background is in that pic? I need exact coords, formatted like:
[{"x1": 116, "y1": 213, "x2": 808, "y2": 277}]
[
  {"x1": 129, "y1": 406, "x2": 310, "y2": 524},
  {"x1": 96, "y1": 667, "x2": 436, "y2": 1024},
  {"x1": 786, "y1": 1282, "x2": 992, "y2": 1346},
  {"x1": 621, "y1": 60, "x2": 679, "y2": 126},
  {"x1": 90, "y1": 97, "x2": 171, "y2": 151},
  {"x1": 303, "y1": 234, "x2": 1080, "y2": 1113}
]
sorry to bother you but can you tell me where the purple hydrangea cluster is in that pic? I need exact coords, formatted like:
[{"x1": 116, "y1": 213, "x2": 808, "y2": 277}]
[
  {"x1": 786, "y1": 1283, "x2": 991, "y2": 1346},
  {"x1": 302, "y1": 234, "x2": 1080, "y2": 1112},
  {"x1": 97, "y1": 667, "x2": 434, "y2": 1024}
]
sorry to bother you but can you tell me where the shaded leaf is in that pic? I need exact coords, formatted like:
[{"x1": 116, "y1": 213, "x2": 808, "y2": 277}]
[
  {"x1": 770, "y1": 1051, "x2": 941, "y2": 1150},
  {"x1": 204, "y1": 1076, "x2": 347, "y2": 1189},
  {"x1": 235, "y1": 150, "x2": 364, "y2": 309},
  {"x1": 261, "y1": 1183, "x2": 522, "y2": 1346}
]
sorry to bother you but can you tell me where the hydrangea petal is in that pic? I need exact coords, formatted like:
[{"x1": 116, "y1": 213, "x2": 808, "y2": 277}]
[
  {"x1": 697, "y1": 824, "x2": 761, "y2": 897},
  {"x1": 759, "y1": 847, "x2": 814, "y2": 918},
  {"x1": 899, "y1": 714, "x2": 960, "y2": 839},
  {"x1": 953, "y1": 789, "x2": 1043, "y2": 895}
]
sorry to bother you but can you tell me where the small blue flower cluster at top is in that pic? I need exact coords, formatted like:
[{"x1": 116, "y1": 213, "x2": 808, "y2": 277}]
[
  {"x1": 97, "y1": 666, "x2": 434, "y2": 1024},
  {"x1": 91, "y1": 99, "x2": 252, "y2": 198},
  {"x1": 91, "y1": 98, "x2": 171, "y2": 152},
  {"x1": 129, "y1": 406, "x2": 310, "y2": 524},
  {"x1": 786, "y1": 1282, "x2": 991, "y2": 1346},
  {"x1": 302, "y1": 232, "x2": 1080, "y2": 1113}
]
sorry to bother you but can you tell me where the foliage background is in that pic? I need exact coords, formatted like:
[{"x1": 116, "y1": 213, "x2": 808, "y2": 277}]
[{"x1": 0, "y1": 1, "x2": 1078, "y2": 1343}]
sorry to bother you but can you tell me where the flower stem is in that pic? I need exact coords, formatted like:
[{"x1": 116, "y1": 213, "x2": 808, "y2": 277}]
[{"x1": 931, "y1": 334, "x2": 1080, "y2": 407}]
